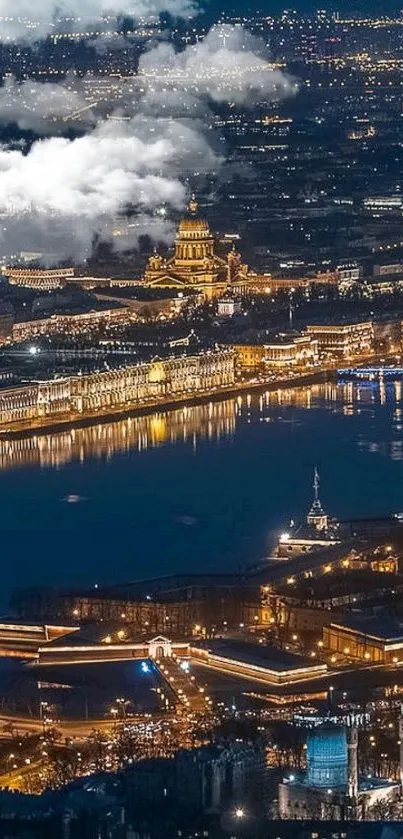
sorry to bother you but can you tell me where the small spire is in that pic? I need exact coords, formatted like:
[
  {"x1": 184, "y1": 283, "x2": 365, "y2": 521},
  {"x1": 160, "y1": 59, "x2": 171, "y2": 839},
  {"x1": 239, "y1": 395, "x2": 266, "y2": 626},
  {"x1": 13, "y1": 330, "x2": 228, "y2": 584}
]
[
  {"x1": 307, "y1": 466, "x2": 328, "y2": 531},
  {"x1": 313, "y1": 466, "x2": 320, "y2": 502},
  {"x1": 188, "y1": 194, "x2": 198, "y2": 216}
]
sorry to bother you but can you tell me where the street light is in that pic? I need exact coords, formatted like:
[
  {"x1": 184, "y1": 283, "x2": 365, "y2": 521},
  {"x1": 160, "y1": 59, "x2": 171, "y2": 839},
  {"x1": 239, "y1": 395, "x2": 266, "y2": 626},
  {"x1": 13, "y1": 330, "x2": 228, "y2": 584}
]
[{"x1": 235, "y1": 808, "x2": 245, "y2": 819}]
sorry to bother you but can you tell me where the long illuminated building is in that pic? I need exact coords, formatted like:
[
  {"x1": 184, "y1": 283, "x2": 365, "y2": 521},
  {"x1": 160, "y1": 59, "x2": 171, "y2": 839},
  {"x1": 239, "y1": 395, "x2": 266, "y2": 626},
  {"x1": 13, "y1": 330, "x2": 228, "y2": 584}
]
[
  {"x1": 12, "y1": 308, "x2": 131, "y2": 342},
  {"x1": 0, "y1": 349, "x2": 235, "y2": 431}
]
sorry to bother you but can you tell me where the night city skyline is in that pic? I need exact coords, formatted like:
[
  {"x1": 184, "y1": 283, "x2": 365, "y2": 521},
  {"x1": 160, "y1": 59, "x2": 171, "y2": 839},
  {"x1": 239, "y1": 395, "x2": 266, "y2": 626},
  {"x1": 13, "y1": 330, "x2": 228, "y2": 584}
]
[{"x1": 1, "y1": 0, "x2": 403, "y2": 837}]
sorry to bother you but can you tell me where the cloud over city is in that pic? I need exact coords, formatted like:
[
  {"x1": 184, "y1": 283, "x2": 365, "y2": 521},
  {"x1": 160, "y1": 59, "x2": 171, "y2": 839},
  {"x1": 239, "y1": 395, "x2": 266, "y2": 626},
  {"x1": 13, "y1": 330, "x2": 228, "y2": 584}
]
[
  {"x1": 0, "y1": 0, "x2": 196, "y2": 42},
  {"x1": 0, "y1": 116, "x2": 219, "y2": 262},
  {"x1": 0, "y1": 76, "x2": 96, "y2": 133},
  {"x1": 139, "y1": 25, "x2": 297, "y2": 106},
  {"x1": 0, "y1": 24, "x2": 296, "y2": 262}
]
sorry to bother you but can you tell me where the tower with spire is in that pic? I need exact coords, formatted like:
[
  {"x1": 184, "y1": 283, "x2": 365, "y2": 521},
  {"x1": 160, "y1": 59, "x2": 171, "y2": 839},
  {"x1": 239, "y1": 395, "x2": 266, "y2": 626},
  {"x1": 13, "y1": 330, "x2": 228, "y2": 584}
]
[{"x1": 306, "y1": 467, "x2": 328, "y2": 532}]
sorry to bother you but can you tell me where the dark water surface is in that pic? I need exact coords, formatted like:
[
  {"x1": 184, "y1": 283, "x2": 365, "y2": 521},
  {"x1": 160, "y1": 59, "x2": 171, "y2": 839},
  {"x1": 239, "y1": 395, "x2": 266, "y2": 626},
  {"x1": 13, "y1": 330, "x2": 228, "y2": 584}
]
[{"x1": 1, "y1": 377, "x2": 402, "y2": 602}]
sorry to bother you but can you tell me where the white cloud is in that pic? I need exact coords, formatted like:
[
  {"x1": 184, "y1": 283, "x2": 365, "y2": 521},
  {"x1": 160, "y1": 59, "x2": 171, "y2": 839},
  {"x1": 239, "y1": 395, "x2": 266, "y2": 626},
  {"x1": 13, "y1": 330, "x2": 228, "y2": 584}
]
[
  {"x1": 139, "y1": 24, "x2": 297, "y2": 105},
  {"x1": 0, "y1": 23, "x2": 297, "y2": 263},
  {"x1": 0, "y1": 116, "x2": 219, "y2": 262},
  {"x1": 0, "y1": 76, "x2": 96, "y2": 133},
  {"x1": 0, "y1": 0, "x2": 196, "y2": 42}
]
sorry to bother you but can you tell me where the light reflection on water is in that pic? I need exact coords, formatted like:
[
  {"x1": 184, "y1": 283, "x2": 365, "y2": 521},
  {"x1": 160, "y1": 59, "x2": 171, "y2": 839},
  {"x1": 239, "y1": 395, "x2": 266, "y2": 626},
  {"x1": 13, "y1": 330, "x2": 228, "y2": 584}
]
[
  {"x1": 1, "y1": 376, "x2": 403, "y2": 596},
  {"x1": 0, "y1": 378, "x2": 399, "y2": 471}
]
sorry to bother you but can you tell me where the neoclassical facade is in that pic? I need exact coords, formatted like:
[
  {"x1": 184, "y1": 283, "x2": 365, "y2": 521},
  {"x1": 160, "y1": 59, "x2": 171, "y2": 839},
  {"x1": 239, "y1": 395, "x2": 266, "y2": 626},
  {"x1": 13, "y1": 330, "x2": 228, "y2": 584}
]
[
  {"x1": 143, "y1": 197, "x2": 252, "y2": 299},
  {"x1": 0, "y1": 349, "x2": 235, "y2": 430}
]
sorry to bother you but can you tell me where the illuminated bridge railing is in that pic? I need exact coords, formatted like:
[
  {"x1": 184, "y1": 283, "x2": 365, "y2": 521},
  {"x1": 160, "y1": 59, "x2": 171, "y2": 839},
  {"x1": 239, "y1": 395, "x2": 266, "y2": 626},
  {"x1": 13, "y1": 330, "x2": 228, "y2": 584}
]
[
  {"x1": 156, "y1": 656, "x2": 210, "y2": 713},
  {"x1": 338, "y1": 367, "x2": 403, "y2": 378}
]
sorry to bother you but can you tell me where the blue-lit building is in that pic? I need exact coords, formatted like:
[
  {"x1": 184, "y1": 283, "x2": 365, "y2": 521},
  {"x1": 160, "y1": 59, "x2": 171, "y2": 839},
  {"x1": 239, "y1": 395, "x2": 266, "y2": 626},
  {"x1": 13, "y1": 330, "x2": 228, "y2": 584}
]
[
  {"x1": 307, "y1": 724, "x2": 348, "y2": 789},
  {"x1": 279, "y1": 723, "x2": 399, "y2": 820}
]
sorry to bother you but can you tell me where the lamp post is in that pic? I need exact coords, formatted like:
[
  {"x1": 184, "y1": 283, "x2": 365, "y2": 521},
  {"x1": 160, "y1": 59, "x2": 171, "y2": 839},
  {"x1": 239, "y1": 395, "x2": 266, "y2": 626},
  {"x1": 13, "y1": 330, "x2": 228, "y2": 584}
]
[
  {"x1": 40, "y1": 700, "x2": 49, "y2": 734},
  {"x1": 115, "y1": 697, "x2": 130, "y2": 719},
  {"x1": 233, "y1": 807, "x2": 246, "y2": 839}
]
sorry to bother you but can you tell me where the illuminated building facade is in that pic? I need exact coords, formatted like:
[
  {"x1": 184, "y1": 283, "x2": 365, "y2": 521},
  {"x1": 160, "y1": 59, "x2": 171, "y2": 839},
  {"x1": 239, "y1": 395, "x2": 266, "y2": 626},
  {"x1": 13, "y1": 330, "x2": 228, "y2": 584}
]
[
  {"x1": 238, "y1": 272, "x2": 340, "y2": 296},
  {"x1": 232, "y1": 344, "x2": 267, "y2": 370},
  {"x1": 190, "y1": 639, "x2": 327, "y2": 685},
  {"x1": 144, "y1": 197, "x2": 252, "y2": 299},
  {"x1": 14, "y1": 573, "x2": 264, "y2": 640},
  {"x1": 3, "y1": 266, "x2": 75, "y2": 290},
  {"x1": 0, "y1": 620, "x2": 77, "y2": 659},
  {"x1": 0, "y1": 349, "x2": 235, "y2": 430},
  {"x1": 37, "y1": 633, "x2": 190, "y2": 665},
  {"x1": 230, "y1": 271, "x2": 276, "y2": 296},
  {"x1": 217, "y1": 297, "x2": 242, "y2": 317},
  {"x1": 323, "y1": 617, "x2": 403, "y2": 664},
  {"x1": 0, "y1": 311, "x2": 14, "y2": 343},
  {"x1": 264, "y1": 335, "x2": 319, "y2": 367},
  {"x1": 275, "y1": 468, "x2": 340, "y2": 558},
  {"x1": 276, "y1": 534, "x2": 339, "y2": 559},
  {"x1": 36, "y1": 632, "x2": 327, "y2": 686},
  {"x1": 364, "y1": 196, "x2": 403, "y2": 214},
  {"x1": 306, "y1": 322, "x2": 374, "y2": 358},
  {"x1": 12, "y1": 308, "x2": 131, "y2": 342},
  {"x1": 374, "y1": 263, "x2": 403, "y2": 277},
  {"x1": 233, "y1": 334, "x2": 319, "y2": 370}
]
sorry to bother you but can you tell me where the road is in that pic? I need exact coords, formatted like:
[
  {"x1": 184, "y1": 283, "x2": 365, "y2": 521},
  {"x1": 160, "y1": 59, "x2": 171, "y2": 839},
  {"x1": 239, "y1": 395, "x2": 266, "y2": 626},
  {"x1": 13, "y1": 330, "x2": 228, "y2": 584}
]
[
  {"x1": 0, "y1": 714, "x2": 118, "y2": 739},
  {"x1": 0, "y1": 759, "x2": 44, "y2": 792}
]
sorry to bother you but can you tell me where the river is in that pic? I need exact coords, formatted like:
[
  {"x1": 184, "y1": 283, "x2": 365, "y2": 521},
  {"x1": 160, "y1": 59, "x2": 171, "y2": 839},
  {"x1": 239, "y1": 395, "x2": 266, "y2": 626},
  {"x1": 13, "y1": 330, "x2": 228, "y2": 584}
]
[{"x1": 1, "y1": 376, "x2": 402, "y2": 603}]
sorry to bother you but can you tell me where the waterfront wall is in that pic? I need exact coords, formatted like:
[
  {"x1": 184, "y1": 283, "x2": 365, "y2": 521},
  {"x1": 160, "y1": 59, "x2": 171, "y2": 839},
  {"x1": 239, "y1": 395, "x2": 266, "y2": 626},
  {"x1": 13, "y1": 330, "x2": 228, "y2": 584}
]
[{"x1": 0, "y1": 349, "x2": 235, "y2": 430}]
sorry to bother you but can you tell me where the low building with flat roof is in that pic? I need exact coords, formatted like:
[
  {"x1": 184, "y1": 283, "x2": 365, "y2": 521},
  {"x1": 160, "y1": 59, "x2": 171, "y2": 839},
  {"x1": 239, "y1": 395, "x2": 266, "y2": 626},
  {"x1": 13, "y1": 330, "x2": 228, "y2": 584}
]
[
  {"x1": 191, "y1": 638, "x2": 327, "y2": 685},
  {"x1": 323, "y1": 615, "x2": 403, "y2": 664},
  {"x1": 36, "y1": 629, "x2": 327, "y2": 686},
  {"x1": 37, "y1": 630, "x2": 189, "y2": 665},
  {"x1": 0, "y1": 619, "x2": 77, "y2": 658}
]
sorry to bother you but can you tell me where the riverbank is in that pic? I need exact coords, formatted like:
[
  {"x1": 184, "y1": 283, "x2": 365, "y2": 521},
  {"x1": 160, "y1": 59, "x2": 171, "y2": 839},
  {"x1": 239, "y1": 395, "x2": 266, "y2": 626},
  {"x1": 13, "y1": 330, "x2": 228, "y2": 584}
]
[{"x1": 0, "y1": 355, "x2": 393, "y2": 439}]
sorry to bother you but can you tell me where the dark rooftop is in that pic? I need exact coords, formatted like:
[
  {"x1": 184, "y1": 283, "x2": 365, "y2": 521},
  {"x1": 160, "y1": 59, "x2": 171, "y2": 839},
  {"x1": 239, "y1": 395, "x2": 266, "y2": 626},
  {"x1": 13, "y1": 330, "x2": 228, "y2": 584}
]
[
  {"x1": 66, "y1": 572, "x2": 255, "y2": 602},
  {"x1": 330, "y1": 614, "x2": 403, "y2": 642},
  {"x1": 196, "y1": 638, "x2": 321, "y2": 672}
]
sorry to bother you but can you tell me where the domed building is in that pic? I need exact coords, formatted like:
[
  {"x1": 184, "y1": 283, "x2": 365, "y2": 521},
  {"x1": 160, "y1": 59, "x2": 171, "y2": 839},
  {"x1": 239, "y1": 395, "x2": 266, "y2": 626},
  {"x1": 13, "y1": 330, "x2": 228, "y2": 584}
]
[
  {"x1": 143, "y1": 196, "x2": 250, "y2": 299},
  {"x1": 306, "y1": 723, "x2": 348, "y2": 789},
  {"x1": 278, "y1": 721, "x2": 400, "y2": 820}
]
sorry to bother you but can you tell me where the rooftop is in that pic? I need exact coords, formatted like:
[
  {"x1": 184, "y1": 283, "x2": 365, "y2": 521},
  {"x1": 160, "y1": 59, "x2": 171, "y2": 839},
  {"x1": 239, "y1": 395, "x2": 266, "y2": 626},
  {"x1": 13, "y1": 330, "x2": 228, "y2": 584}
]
[
  {"x1": 70, "y1": 572, "x2": 255, "y2": 603},
  {"x1": 196, "y1": 638, "x2": 319, "y2": 672},
  {"x1": 330, "y1": 614, "x2": 403, "y2": 643}
]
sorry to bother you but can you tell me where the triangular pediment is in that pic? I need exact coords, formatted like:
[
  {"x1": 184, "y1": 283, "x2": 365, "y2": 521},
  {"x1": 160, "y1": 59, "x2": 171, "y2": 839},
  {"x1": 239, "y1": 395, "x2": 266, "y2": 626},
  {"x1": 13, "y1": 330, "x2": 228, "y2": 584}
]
[
  {"x1": 147, "y1": 274, "x2": 187, "y2": 288},
  {"x1": 148, "y1": 635, "x2": 171, "y2": 644}
]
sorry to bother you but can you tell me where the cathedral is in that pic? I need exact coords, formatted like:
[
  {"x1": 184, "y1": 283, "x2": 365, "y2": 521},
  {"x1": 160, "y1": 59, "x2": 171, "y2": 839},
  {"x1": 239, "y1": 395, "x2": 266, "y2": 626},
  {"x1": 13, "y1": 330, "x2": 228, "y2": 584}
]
[
  {"x1": 279, "y1": 721, "x2": 400, "y2": 820},
  {"x1": 143, "y1": 197, "x2": 259, "y2": 299}
]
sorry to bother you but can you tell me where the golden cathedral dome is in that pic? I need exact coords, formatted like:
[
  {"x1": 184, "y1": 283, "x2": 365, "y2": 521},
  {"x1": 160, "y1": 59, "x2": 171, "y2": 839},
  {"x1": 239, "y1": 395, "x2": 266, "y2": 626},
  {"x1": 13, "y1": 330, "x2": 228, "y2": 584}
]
[{"x1": 177, "y1": 195, "x2": 211, "y2": 239}]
